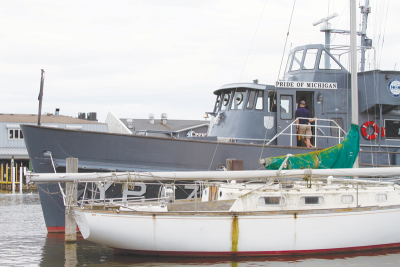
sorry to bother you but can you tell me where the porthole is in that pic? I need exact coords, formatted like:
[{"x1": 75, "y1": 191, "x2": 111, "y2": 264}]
[
  {"x1": 341, "y1": 195, "x2": 354, "y2": 204},
  {"x1": 220, "y1": 191, "x2": 222, "y2": 197},
  {"x1": 299, "y1": 196, "x2": 324, "y2": 205},
  {"x1": 204, "y1": 189, "x2": 208, "y2": 196},
  {"x1": 258, "y1": 196, "x2": 285, "y2": 206},
  {"x1": 375, "y1": 193, "x2": 388, "y2": 203}
]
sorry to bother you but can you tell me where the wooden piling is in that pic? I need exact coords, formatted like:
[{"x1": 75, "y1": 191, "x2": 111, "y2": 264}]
[
  {"x1": 1, "y1": 164, "x2": 3, "y2": 190},
  {"x1": 65, "y1": 158, "x2": 78, "y2": 243}
]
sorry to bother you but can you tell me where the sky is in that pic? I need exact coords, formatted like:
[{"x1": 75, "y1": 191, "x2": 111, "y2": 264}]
[{"x1": 0, "y1": 0, "x2": 398, "y2": 122}]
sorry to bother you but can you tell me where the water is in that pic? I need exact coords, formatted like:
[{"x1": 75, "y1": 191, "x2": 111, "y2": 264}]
[{"x1": 1, "y1": 192, "x2": 400, "y2": 267}]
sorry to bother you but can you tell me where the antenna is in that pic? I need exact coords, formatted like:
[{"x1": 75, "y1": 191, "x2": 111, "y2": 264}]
[
  {"x1": 312, "y1": 13, "x2": 338, "y2": 27},
  {"x1": 313, "y1": 13, "x2": 338, "y2": 69}
]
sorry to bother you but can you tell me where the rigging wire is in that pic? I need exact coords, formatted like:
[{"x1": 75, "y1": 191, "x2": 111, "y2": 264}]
[
  {"x1": 208, "y1": 0, "x2": 269, "y2": 171},
  {"x1": 259, "y1": 0, "x2": 297, "y2": 162}
]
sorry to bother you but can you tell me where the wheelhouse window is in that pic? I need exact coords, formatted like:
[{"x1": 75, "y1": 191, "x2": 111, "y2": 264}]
[
  {"x1": 8, "y1": 129, "x2": 23, "y2": 140},
  {"x1": 303, "y1": 49, "x2": 318, "y2": 70},
  {"x1": 246, "y1": 90, "x2": 257, "y2": 110},
  {"x1": 284, "y1": 53, "x2": 293, "y2": 74},
  {"x1": 221, "y1": 92, "x2": 231, "y2": 111},
  {"x1": 280, "y1": 95, "x2": 292, "y2": 119},
  {"x1": 214, "y1": 95, "x2": 221, "y2": 112},
  {"x1": 319, "y1": 50, "x2": 342, "y2": 70},
  {"x1": 255, "y1": 91, "x2": 264, "y2": 110},
  {"x1": 290, "y1": 50, "x2": 304, "y2": 71},
  {"x1": 231, "y1": 89, "x2": 246, "y2": 110},
  {"x1": 384, "y1": 120, "x2": 400, "y2": 139},
  {"x1": 268, "y1": 90, "x2": 277, "y2": 112}
]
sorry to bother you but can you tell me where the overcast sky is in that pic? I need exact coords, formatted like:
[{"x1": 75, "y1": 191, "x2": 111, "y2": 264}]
[{"x1": 0, "y1": 0, "x2": 397, "y2": 122}]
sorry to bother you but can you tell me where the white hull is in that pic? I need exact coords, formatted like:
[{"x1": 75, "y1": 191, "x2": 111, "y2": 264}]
[{"x1": 73, "y1": 206, "x2": 400, "y2": 256}]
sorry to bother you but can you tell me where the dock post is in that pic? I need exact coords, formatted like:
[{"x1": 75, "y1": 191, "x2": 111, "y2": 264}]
[
  {"x1": 65, "y1": 158, "x2": 78, "y2": 243},
  {"x1": 11, "y1": 157, "x2": 15, "y2": 193},
  {"x1": 19, "y1": 165, "x2": 23, "y2": 193},
  {"x1": 6, "y1": 163, "x2": 8, "y2": 190},
  {"x1": 1, "y1": 164, "x2": 3, "y2": 190}
]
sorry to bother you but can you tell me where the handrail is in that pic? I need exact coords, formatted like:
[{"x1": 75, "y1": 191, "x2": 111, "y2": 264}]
[
  {"x1": 266, "y1": 118, "x2": 347, "y2": 147},
  {"x1": 134, "y1": 129, "x2": 180, "y2": 138}
]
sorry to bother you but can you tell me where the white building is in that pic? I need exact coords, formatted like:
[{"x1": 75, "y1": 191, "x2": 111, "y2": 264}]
[{"x1": 0, "y1": 113, "x2": 108, "y2": 169}]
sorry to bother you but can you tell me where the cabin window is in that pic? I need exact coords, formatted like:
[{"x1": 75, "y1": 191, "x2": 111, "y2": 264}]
[
  {"x1": 330, "y1": 118, "x2": 344, "y2": 137},
  {"x1": 303, "y1": 49, "x2": 318, "y2": 70},
  {"x1": 280, "y1": 95, "x2": 292, "y2": 119},
  {"x1": 246, "y1": 90, "x2": 257, "y2": 110},
  {"x1": 231, "y1": 89, "x2": 246, "y2": 110},
  {"x1": 268, "y1": 91, "x2": 276, "y2": 112},
  {"x1": 300, "y1": 196, "x2": 324, "y2": 205},
  {"x1": 258, "y1": 196, "x2": 285, "y2": 206},
  {"x1": 268, "y1": 91, "x2": 277, "y2": 112},
  {"x1": 221, "y1": 92, "x2": 231, "y2": 110},
  {"x1": 284, "y1": 53, "x2": 293, "y2": 74},
  {"x1": 319, "y1": 50, "x2": 342, "y2": 70},
  {"x1": 255, "y1": 91, "x2": 264, "y2": 110},
  {"x1": 8, "y1": 129, "x2": 23, "y2": 140},
  {"x1": 290, "y1": 50, "x2": 304, "y2": 71},
  {"x1": 214, "y1": 95, "x2": 221, "y2": 112},
  {"x1": 375, "y1": 194, "x2": 387, "y2": 203},
  {"x1": 341, "y1": 195, "x2": 354, "y2": 204},
  {"x1": 384, "y1": 120, "x2": 400, "y2": 139}
]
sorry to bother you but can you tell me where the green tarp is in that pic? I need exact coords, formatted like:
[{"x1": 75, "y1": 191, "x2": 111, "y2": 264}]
[{"x1": 263, "y1": 124, "x2": 360, "y2": 170}]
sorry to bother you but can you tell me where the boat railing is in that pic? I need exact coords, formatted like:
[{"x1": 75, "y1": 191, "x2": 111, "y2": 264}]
[
  {"x1": 266, "y1": 118, "x2": 347, "y2": 147},
  {"x1": 78, "y1": 195, "x2": 171, "y2": 208},
  {"x1": 134, "y1": 129, "x2": 180, "y2": 138}
]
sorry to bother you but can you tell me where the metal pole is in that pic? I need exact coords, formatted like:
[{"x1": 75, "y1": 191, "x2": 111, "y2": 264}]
[
  {"x1": 11, "y1": 157, "x2": 15, "y2": 193},
  {"x1": 19, "y1": 166, "x2": 23, "y2": 193},
  {"x1": 37, "y1": 69, "x2": 45, "y2": 126},
  {"x1": 12, "y1": 167, "x2": 15, "y2": 193},
  {"x1": 350, "y1": 0, "x2": 359, "y2": 170}
]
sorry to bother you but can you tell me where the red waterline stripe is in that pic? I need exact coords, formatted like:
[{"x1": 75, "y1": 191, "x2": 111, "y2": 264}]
[
  {"x1": 47, "y1": 226, "x2": 80, "y2": 233},
  {"x1": 114, "y1": 242, "x2": 400, "y2": 257}
]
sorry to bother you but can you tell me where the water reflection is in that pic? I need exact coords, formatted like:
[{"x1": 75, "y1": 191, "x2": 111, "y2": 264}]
[{"x1": 1, "y1": 192, "x2": 400, "y2": 267}]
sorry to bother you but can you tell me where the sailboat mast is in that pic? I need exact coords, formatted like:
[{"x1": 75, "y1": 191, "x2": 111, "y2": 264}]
[
  {"x1": 360, "y1": 0, "x2": 371, "y2": 72},
  {"x1": 350, "y1": 0, "x2": 359, "y2": 168}
]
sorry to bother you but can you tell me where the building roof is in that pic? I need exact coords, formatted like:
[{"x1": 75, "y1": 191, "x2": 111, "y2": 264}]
[
  {"x1": 0, "y1": 147, "x2": 28, "y2": 158},
  {"x1": 119, "y1": 118, "x2": 209, "y2": 137},
  {"x1": 0, "y1": 114, "x2": 105, "y2": 124}
]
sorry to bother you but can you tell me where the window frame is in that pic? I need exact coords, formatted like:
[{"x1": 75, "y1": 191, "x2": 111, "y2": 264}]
[
  {"x1": 318, "y1": 50, "x2": 342, "y2": 70},
  {"x1": 258, "y1": 195, "x2": 286, "y2": 206},
  {"x1": 299, "y1": 195, "x2": 324, "y2": 206},
  {"x1": 8, "y1": 129, "x2": 24, "y2": 140},
  {"x1": 255, "y1": 91, "x2": 264, "y2": 111},
  {"x1": 279, "y1": 95, "x2": 293, "y2": 120}
]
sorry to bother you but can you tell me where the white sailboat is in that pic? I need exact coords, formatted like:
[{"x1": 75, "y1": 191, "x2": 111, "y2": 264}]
[{"x1": 26, "y1": 0, "x2": 400, "y2": 257}]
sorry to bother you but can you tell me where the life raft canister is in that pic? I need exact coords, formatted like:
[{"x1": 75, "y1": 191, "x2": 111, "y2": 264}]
[{"x1": 361, "y1": 121, "x2": 379, "y2": 140}]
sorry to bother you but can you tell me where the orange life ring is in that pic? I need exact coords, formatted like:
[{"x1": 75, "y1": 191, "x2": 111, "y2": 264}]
[{"x1": 361, "y1": 121, "x2": 379, "y2": 140}]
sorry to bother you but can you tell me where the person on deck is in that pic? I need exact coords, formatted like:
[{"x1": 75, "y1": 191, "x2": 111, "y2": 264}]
[{"x1": 295, "y1": 100, "x2": 317, "y2": 148}]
